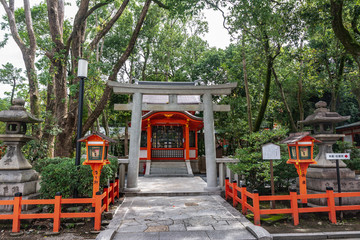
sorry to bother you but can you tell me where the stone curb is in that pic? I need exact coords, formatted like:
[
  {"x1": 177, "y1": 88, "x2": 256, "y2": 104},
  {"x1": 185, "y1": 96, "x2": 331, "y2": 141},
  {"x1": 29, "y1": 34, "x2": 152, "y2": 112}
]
[
  {"x1": 272, "y1": 231, "x2": 360, "y2": 240},
  {"x1": 95, "y1": 229, "x2": 116, "y2": 240}
]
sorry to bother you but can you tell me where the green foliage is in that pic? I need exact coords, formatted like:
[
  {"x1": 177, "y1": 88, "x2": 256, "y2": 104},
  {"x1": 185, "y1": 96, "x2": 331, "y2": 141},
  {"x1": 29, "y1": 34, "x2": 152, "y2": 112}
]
[
  {"x1": 334, "y1": 141, "x2": 360, "y2": 171},
  {"x1": 22, "y1": 139, "x2": 49, "y2": 165},
  {"x1": 228, "y1": 128, "x2": 296, "y2": 193},
  {"x1": 34, "y1": 157, "x2": 118, "y2": 199}
]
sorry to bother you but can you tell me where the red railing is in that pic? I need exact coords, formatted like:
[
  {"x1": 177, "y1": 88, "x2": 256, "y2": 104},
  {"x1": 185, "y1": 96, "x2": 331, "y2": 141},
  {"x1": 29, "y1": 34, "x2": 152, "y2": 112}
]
[
  {"x1": 225, "y1": 178, "x2": 360, "y2": 226},
  {"x1": 0, "y1": 177, "x2": 120, "y2": 233}
]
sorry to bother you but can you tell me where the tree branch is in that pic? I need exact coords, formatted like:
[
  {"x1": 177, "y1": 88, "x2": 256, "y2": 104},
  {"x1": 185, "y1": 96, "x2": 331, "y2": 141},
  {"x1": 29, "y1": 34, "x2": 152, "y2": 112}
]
[
  {"x1": 65, "y1": 0, "x2": 90, "y2": 52},
  {"x1": 85, "y1": 0, "x2": 114, "y2": 19},
  {"x1": 89, "y1": 0, "x2": 129, "y2": 51},
  {"x1": 203, "y1": 0, "x2": 230, "y2": 31},
  {"x1": 47, "y1": 0, "x2": 65, "y2": 49},
  {"x1": 23, "y1": 0, "x2": 36, "y2": 56},
  {"x1": 152, "y1": 0, "x2": 169, "y2": 9},
  {"x1": 351, "y1": 5, "x2": 360, "y2": 36},
  {"x1": 82, "y1": 0, "x2": 152, "y2": 135},
  {"x1": 0, "y1": 0, "x2": 26, "y2": 51},
  {"x1": 330, "y1": 0, "x2": 360, "y2": 57}
]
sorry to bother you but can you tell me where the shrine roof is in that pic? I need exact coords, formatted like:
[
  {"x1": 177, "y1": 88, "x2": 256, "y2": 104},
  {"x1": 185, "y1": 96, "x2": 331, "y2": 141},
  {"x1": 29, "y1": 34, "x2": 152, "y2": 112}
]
[
  {"x1": 78, "y1": 131, "x2": 116, "y2": 143},
  {"x1": 280, "y1": 132, "x2": 320, "y2": 144},
  {"x1": 142, "y1": 111, "x2": 203, "y2": 121},
  {"x1": 336, "y1": 121, "x2": 360, "y2": 130}
]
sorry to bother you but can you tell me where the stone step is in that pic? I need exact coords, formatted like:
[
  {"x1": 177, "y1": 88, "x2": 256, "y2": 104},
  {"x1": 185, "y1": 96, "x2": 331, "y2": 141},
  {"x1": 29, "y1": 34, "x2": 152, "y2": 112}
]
[
  {"x1": 150, "y1": 161, "x2": 189, "y2": 175},
  {"x1": 150, "y1": 168, "x2": 188, "y2": 174}
]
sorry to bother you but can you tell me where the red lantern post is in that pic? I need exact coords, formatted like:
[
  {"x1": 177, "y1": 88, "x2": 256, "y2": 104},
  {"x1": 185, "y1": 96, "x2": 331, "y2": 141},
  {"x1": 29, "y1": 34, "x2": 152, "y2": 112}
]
[
  {"x1": 281, "y1": 132, "x2": 321, "y2": 204},
  {"x1": 78, "y1": 132, "x2": 116, "y2": 198}
]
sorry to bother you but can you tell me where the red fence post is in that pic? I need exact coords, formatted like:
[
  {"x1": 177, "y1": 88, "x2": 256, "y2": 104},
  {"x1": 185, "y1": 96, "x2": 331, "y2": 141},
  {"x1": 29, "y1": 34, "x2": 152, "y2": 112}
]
[
  {"x1": 326, "y1": 187, "x2": 337, "y2": 224},
  {"x1": 115, "y1": 177, "x2": 120, "y2": 199},
  {"x1": 12, "y1": 192, "x2": 22, "y2": 233},
  {"x1": 94, "y1": 191, "x2": 102, "y2": 231},
  {"x1": 110, "y1": 180, "x2": 115, "y2": 204},
  {"x1": 232, "y1": 180, "x2": 238, "y2": 207},
  {"x1": 225, "y1": 178, "x2": 230, "y2": 200},
  {"x1": 289, "y1": 188, "x2": 299, "y2": 226},
  {"x1": 103, "y1": 186, "x2": 109, "y2": 212},
  {"x1": 252, "y1": 190, "x2": 261, "y2": 226},
  {"x1": 241, "y1": 184, "x2": 248, "y2": 215},
  {"x1": 53, "y1": 192, "x2": 62, "y2": 232}
]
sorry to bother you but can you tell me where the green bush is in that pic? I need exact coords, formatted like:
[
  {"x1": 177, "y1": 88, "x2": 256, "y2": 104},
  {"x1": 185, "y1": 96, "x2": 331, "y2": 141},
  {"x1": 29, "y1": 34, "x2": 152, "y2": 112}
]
[
  {"x1": 35, "y1": 157, "x2": 118, "y2": 199},
  {"x1": 228, "y1": 128, "x2": 297, "y2": 193}
]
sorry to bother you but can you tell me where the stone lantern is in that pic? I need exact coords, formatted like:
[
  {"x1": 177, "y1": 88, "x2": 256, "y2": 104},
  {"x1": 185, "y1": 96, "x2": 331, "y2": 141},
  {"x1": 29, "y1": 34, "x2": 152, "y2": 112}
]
[
  {"x1": 0, "y1": 98, "x2": 42, "y2": 211},
  {"x1": 299, "y1": 101, "x2": 350, "y2": 168},
  {"x1": 299, "y1": 101, "x2": 360, "y2": 205}
]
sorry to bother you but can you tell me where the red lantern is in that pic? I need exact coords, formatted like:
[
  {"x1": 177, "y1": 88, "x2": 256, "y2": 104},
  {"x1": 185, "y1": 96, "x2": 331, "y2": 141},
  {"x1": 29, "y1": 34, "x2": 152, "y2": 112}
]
[
  {"x1": 281, "y1": 132, "x2": 321, "y2": 203},
  {"x1": 78, "y1": 132, "x2": 116, "y2": 198}
]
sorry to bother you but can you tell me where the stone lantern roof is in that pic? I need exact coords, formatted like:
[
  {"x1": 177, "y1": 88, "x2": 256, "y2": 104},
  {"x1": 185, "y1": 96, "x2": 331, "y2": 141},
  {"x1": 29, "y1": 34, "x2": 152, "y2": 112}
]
[
  {"x1": 0, "y1": 98, "x2": 42, "y2": 123},
  {"x1": 299, "y1": 101, "x2": 350, "y2": 125}
]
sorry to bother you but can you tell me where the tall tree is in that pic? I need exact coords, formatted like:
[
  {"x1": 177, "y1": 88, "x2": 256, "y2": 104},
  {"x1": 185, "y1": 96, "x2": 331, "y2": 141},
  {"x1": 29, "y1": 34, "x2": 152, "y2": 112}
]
[
  {"x1": 227, "y1": 0, "x2": 301, "y2": 131},
  {"x1": 0, "y1": 0, "x2": 40, "y2": 121}
]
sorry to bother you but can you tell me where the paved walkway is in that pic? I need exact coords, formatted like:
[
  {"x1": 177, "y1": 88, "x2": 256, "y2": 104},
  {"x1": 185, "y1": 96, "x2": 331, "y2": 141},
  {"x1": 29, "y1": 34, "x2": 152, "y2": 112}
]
[{"x1": 96, "y1": 177, "x2": 271, "y2": 240}]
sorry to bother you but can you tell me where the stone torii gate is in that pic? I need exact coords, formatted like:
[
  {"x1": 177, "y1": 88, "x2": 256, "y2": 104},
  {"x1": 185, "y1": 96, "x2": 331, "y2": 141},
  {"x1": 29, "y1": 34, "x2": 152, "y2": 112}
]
[{"x1": 108, "y1": 81, "x2": 237, "y2": 192}]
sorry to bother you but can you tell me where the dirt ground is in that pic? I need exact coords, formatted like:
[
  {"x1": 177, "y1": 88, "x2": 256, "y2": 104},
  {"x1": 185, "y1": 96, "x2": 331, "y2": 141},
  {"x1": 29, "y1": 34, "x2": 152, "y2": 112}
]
[
  {"x1": 0, "y1": 196, "x2": 124, "y2": 240},
  {"x1": 255, "y1": 211, "x2": 360, "y2": 234}
]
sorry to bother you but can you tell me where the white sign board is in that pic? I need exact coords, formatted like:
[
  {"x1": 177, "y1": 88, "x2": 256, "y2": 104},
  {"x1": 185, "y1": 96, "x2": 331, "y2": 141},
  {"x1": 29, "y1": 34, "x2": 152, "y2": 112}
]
[
  {"x1": 326, "y1": 153, "x2": 350, "y2": 160},
  {"x1": 262, "y1": 143, "x2": 281, "y2": 160}
]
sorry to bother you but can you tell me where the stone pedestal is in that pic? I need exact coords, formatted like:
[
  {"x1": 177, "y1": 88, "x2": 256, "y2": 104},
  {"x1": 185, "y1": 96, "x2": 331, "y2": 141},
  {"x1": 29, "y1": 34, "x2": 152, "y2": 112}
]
[
  {"x1": 306, "y1": 167, "x2": 360, "y2": 205},
  {"x1": 0, "y1": 136, "x2": 40, "y2": 211}
]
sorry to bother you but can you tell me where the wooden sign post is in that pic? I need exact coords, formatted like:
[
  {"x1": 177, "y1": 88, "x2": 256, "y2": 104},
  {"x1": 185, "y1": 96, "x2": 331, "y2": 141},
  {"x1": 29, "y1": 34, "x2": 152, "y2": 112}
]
[{"x1": 262, "y1": 143, "x2": 281, "y2": 209}]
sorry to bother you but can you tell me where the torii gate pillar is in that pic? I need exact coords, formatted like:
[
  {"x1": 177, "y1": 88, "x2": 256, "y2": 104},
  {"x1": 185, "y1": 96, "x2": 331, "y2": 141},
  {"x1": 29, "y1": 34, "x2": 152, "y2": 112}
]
[
  {"x1": 126, "y1": 92, "x2": 142, "y2": 191},
  {"x1": 203, "y1": 92, "x2": 219, "y2": 190}
]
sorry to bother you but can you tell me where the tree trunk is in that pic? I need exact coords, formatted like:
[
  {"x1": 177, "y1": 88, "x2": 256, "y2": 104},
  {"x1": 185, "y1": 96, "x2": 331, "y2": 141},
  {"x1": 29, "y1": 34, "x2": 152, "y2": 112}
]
[
  {"x1": 330, "y1": 0, "x2": 360, "y2": 59},
  {"x1": 242, "y1": 34, "x2": 253, "y2": 132},
  {"x1": 331, "y1": 54, "x2": 345, "y2": 112},
  {"x1": 297, "y1": 41, "x2": 304, "y2": 131},
  {"x1": 42, "y1": 65, "x2": 56, "y2": 158},
  {"x1": 272, "y1": 67, "x2": 297, "y2": 132},
  {"x1": 82, "y1": 0, "x2": 152, "y2": 135},
  {"x1": 102, "y1": 112, "x2": 110, "y2": 136},
  {"x1": 253, "y1": 34, "x2": 277, "y2": 132},
  {"x1": 1, "y1": 0, "x2": 40, "y2": 123}
]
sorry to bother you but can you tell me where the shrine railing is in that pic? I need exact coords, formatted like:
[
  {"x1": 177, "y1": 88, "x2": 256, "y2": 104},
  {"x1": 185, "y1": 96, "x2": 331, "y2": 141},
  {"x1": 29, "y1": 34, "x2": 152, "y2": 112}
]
[
  {"x1": 151, "y1": 148, "x2": 184, "y2": 159},
  {"x1": 225, "y1": 178, "x2": 360, "y2": 226},
  {"x1": 0, "y1": 177, "x2": 120, "y2": 233}
]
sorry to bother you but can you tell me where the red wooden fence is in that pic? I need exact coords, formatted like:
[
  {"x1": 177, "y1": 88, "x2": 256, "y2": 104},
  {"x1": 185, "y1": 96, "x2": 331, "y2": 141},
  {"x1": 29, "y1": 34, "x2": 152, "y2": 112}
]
[
  {"x1": 225, "y1": 178, "x2": 360, "y2": 226},
  {"x1": 0, "y1": 177, "x2": 120, "y2": 233}
]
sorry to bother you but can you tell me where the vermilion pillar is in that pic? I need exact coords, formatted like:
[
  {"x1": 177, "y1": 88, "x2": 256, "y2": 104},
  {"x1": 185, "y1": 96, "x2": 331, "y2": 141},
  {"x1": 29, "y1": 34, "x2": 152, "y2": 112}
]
[
  {"x1": 147, "y1": 120, "x2": 151, "y2": 160},
  {"x1": 185, "y1": 119, "x2": 190, "y2": 160},
  {"x1": 195, "y1": 130, "x2": 198, "y2": 158}
]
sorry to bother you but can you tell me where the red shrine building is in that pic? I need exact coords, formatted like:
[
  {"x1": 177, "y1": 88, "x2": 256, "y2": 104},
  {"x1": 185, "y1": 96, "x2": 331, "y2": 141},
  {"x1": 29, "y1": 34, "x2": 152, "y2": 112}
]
[
  {"x1": 136, "y1": 82, "x2": 204, "y2": 175},
  {"x1": 336, "y1": 121, "x2": 360, "y2": 148}
]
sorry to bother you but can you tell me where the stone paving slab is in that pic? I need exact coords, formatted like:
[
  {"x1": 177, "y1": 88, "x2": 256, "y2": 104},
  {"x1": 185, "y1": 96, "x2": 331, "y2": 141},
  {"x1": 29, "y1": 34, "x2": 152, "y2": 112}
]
[
  {"x1": 98, "y1": 177, "x2": 271, "y2": 240},
  {"x1": 106, "y1": 195, "x2": 261, "y2": 240}
]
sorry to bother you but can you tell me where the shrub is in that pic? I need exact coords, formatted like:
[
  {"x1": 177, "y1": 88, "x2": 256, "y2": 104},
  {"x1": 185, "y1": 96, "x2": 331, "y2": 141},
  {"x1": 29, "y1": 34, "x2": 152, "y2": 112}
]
[
  {"x1": 228, "y1": 128, "x2": 297, "y2": 193},
  {"x1": 36, "y1": 157, "x2": 118, "y2": 199}
]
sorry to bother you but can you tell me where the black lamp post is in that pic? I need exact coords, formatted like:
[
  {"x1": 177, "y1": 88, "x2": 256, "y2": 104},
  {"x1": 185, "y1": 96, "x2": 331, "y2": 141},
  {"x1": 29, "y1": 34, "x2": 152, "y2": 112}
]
[
  {"x1": 74, "y1": 59, "x2": 88, "y2": 198},
  {"x1": 75, "y1": 59, "x2": 88, "y2": 166}
]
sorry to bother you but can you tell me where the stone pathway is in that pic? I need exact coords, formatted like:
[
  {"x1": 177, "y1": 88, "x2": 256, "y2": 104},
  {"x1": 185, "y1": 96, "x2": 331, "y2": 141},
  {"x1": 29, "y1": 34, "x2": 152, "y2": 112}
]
[{"x1": 96, "y1": 177, "x2": 271, "y2": 240}]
